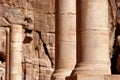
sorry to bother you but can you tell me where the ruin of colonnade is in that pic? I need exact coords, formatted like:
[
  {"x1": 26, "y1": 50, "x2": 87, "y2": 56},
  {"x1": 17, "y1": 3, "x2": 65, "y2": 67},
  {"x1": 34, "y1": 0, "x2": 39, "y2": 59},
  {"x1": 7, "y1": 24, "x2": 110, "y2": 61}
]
[
  {"x1": 52, "y1": 0, "x2": 120, "y2": 80},
  {"x1": 0, "y1": 0, "x2": 120, "y2": 80},
  {"x1": 52, "y1": 0, "x2": 111, "y2": 80}
]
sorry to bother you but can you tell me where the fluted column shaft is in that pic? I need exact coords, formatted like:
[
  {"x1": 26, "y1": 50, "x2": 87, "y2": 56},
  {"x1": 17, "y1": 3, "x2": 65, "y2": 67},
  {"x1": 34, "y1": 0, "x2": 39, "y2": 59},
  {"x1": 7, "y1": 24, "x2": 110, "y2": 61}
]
[
  {"x1": 52, "y1": 0, "x2": 76, "y2": 79},
  {"x1": 73, "y1": 0, "x2": 111, "y2": 75},
  {"x1": 9, "y1": 25, "x2": 22, "y2": 80}
]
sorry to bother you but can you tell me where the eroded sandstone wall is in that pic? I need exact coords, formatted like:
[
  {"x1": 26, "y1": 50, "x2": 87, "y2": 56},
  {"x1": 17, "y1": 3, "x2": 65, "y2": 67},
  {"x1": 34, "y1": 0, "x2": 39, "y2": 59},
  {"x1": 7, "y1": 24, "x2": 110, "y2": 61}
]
[{"x1": 0, "y1": 0, "x2": 55, "y2": 80}]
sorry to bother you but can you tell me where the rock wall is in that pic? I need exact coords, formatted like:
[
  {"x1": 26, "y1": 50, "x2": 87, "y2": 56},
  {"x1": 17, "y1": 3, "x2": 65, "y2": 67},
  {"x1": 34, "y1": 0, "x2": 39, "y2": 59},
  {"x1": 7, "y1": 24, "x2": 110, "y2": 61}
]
[
  {"x1": 109, "y1": 0, "x2": 117, "y2": 56},
  {"x1": 33, "y1": 0, "x2": 55, "y2": 80},
  {"x1": 0, "y1": 0, "x2": 55, "y2": 80},
  {"x1": 111, "y1": 0, "x2": 120, "y2": 74},
  {"x1": 23, "y1": 0, "x2": 55, "y2": 80}
]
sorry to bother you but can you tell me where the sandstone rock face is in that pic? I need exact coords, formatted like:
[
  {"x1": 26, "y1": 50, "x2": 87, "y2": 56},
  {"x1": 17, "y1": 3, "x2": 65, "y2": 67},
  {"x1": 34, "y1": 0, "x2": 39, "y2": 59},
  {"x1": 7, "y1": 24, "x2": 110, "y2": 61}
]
[
  {"x1": 0, "y1": 0, "x2": 55, "y2": 80},
  {"x1": 109, "y1": 0, "x2": 117, "y2": 56}
]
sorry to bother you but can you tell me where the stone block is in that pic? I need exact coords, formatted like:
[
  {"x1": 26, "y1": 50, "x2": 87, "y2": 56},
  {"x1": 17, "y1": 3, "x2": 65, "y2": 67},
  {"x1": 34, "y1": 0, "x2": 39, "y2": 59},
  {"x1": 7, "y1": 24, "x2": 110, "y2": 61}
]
[
  {"x1": 23, "y1": 44, "x2": 31, "y2": 59},
  {"x1": 34, "y1": 0, "x2": 55, "y2": 14},
  {"x1": 24, "y1": 57, "x2": 33, "y2": 63},
  {"x1": 41, "y1": 32, "x2": 50, "y2": 45},
  {"x1": 35, "y1": 14, "x2": 55, "y2": 32},
  {"x1": 39, "y1": 56, "x2": 51, "y2": 67},
  {"x1": 3, "y1": 6, "x2": 25, "y2": 24},
  {"x1": 41, "y1": 32, "x2": 55, "y2": 46}
]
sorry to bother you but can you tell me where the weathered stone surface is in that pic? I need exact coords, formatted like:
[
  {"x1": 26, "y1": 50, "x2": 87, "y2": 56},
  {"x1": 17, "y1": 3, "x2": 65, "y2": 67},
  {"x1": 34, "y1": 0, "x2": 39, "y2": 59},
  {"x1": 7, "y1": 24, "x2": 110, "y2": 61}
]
[
  {"x1": 3, "y1": 6, "x2": 25, "y2": 24},
  {"x1": 39, "y1": 67, "x2": 54, "y2": 80},
  {"x1": 33, "y1": 1, "x2": 55, "y2": 79},
  {"x1": 35, "y1": 14, "x2": 55, "y2": 32},
  {"x1": 37, "y1": 40, "x2": 52, "y2": 67},
  {"x1": 34, "y1": 0, "x2": 55, "y2": 14},
  {"x1": 32, "y1": 66, "x2": 39, "y2": 80},
  {"x1": 109, "y1": 0, "x2": 117, "y2": 55},
  {"x1": 24, "y1": 10, "x2": 34, "y2": 30},
  {"x1": 41, "y1": 32, "x2": 55, "y2": 46},
  {"x1": 24, "y1": 63, "x2": 34, "y2": 80},
  {"x1": 0, "y1": 65, "x2": 5, "y2": 80},
  {"x1": 0, "y1": 17, "x2": 10, "y2": 26},
  {"x1": 0, "y1": 28, "x2": 6, "y2": 56},
  {"x1": 47, "y1": 46, "x2": 55, "y2": 67},
  {"x1": 33, "y1": 31, "x2": 39, "y2": 49},
  {"x1": 9, "y1": 25, "x2": 23, "y2": 80},
  {"x1": 23, "y1": 41, "x2": 36, "y2": 62},
  {"x1": 0, "y1": 5, "x2": 4, "y2": 16}
]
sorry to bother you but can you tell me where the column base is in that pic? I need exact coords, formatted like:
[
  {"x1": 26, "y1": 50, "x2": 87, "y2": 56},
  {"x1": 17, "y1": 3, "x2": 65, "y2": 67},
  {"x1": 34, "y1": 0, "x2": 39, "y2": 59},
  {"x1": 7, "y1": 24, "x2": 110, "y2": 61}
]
[
  {"x1": 51, "y1": 69, "x2": 73, "y2": 80},
  {"x1": 68, "y1": 74, "x2": 120, "y2": 80},
  {"x1": 69, "y1": 74, "x2": 104, "y2": 80},
  {"x1": 72, "y1": 61, "x2": 111, "y2": 75}
]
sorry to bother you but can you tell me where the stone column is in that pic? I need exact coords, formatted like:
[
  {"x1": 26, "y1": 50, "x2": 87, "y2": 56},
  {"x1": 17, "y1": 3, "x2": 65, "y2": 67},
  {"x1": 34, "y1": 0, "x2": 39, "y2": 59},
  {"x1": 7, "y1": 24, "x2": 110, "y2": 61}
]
[
  {"x1": 52, "y1": 0, "x2": 76, "y2": 79},
  {"x1": 9, "y1": 25, "x2": 22, "y2": 80},
  {"x1": 6, "y1": 28, "x2": 10, "y2": 80},
  {"x1": 72, "y1": 0, "x2": 111, "y2": 76}
]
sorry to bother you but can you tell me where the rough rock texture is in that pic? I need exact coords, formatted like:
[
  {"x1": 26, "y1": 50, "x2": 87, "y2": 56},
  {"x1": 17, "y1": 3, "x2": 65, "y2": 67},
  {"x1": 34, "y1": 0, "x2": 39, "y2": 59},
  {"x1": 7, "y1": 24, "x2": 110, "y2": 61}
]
[
  {"x1": 0, "y1": 0, "x2": 55, "y2": 80},
  {"x1": 109, "y1": 0, "x2": 117, "y2": 56},
  {"x1": 111, "y1": 0, "x2": 120, "y2": 74},
  {"x1": 33, "y1": 0, "x2": 55, "y2": 79}
]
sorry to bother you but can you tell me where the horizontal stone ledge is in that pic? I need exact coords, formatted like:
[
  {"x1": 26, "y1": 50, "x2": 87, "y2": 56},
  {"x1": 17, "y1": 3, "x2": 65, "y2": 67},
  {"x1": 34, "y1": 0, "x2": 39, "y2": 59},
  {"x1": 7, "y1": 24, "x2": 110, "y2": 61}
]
[
  {"x1": 80, "y1": 24, "x2": 108, "y2": 32},
  {"x1": 58, "y1": 13, "x2": 76, "y2": 15},
  {"x1": 57, "y1": 38, "x2": 76, "y2": 42},
  {"x1": 78, "y1": 30, "x2": 109, "y2": 39}
]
